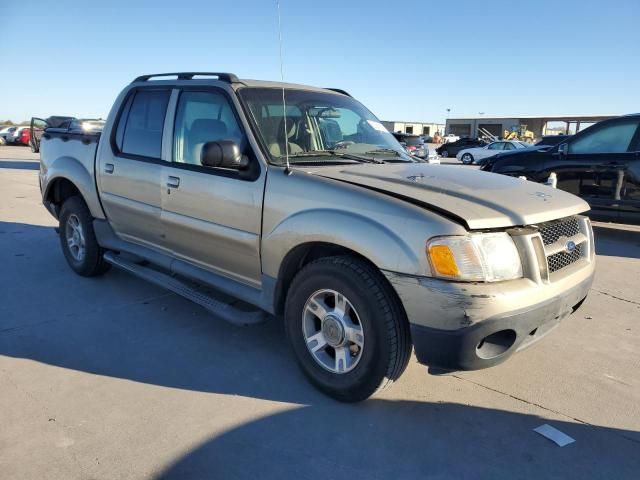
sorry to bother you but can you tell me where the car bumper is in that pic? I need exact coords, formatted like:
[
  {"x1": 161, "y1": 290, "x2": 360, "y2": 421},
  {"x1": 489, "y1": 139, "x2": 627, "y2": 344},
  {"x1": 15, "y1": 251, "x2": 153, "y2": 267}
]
[{"x1": 383, "y1": 260, "x2": 595, "y2": 371}]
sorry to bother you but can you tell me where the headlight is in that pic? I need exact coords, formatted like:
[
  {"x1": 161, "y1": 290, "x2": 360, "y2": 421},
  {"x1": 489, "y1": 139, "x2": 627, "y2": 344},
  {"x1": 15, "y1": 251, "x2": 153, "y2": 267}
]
[{"x1": 427, "y1": 232, "x2": 523, "y2": 282}]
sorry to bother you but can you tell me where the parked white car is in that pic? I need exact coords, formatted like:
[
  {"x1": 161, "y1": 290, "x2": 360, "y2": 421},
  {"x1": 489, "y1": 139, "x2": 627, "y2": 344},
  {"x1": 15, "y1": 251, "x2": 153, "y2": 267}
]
[
  {"x1": 0, "y1": 126, "x2": 18, "y2": 145},
  {"x1": 443, "y1": 133, "x2": 460, "y2": 143},
  {"x1": 457, "y1": 140, "x2": 530, "y2": 165}
]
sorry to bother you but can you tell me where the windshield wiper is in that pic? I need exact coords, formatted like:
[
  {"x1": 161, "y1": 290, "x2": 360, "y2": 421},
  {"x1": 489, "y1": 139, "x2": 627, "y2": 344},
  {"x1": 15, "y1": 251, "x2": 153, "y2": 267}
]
[
  {"x1": 284, "y1": 150, "x2": 384, "y2": 164},
  {"x1": 364, "y1": 148, "x2": 403, "y2": 157}
]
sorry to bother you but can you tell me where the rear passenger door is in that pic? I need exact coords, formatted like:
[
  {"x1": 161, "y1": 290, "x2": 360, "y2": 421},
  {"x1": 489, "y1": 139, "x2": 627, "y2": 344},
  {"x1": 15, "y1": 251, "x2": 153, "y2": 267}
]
[
  {"x1": 161, "y1": 88, "x2": 265, "y2": 287},
  {"x1": 96, "y1": 88, "x2": 171, "y2": 250}
]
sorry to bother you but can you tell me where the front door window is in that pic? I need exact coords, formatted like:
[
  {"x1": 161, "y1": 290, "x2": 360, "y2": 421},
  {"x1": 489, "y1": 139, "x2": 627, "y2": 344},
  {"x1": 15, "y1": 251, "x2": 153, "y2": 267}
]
[
  {"x1": 569, "y1": 119, "x2": 639, "y2": 154},
  {"x1": 173, "y1": 91, "x2": 246, "y2": 166}
]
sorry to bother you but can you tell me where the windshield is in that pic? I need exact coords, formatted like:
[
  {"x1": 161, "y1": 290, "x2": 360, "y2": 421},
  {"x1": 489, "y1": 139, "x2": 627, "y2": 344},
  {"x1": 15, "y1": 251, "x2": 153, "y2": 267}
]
[{"x1": 239, "y1": 88, "x2": 413, "y2": 164}]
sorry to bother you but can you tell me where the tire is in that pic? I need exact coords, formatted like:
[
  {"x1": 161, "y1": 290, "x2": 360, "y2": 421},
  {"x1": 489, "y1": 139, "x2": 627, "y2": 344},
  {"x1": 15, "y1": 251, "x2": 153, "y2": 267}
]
[
  {"x1": 58, "y1": 196, "x2": 111, "y2": 277},
  {"x1": 461, "y1": 153, "x2": 474, "y2": 164},
  {"x1": 441, "y1": 150, "x2": 449, "y2": 158},
  {"x1": 284, "y1": 256, "x2": 411, "y2": 402}
]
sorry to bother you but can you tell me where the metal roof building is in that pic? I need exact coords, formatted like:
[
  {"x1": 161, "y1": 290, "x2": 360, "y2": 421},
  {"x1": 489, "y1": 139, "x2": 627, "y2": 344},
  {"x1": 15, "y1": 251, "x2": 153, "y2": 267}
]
[{"x1": 445, "y1": 114, "x2": 619, "y2": 139}]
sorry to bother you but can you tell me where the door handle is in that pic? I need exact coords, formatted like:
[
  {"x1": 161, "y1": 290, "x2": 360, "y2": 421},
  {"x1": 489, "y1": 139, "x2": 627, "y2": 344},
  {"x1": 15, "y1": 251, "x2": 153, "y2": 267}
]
[
  {"x1": 167, "y1": 176, "x2": 180, "y2": 188},
  {"x1": 104, "y1": 163, "x2": 114, "y2": 174}
]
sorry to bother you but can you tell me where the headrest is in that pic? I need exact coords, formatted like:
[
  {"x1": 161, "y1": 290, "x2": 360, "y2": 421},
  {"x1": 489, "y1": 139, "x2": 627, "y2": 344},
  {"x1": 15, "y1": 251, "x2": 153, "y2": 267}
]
[{"x1": 190, "y1": 119, "x2": 228, "y2": 140}]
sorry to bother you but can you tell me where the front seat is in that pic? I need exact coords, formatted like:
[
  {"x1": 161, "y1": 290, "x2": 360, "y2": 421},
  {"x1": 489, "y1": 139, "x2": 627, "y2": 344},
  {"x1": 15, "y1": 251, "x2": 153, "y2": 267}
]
[
  {"x1": 188, "y1": 119, "x2": 228, "y2": 164},
  {"x1": 267, "y1": 116, "x2": 303, "y2": 157}
]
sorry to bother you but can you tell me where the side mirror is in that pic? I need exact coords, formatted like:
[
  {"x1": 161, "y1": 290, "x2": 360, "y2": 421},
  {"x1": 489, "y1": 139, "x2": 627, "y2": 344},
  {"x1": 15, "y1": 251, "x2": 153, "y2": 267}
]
[
  {"x1": 558, "y1": 143, "x2": 568, "y2": 157},
  {"x1": 200, "y1": 140, "x2": 249, "y2": 170}
]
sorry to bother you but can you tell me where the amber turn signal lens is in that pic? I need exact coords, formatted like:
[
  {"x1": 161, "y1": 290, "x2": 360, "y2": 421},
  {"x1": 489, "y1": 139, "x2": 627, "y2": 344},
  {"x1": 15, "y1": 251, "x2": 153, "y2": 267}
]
[{"x1": 428, "y1": 244, "x2": 460, "y2": 277}]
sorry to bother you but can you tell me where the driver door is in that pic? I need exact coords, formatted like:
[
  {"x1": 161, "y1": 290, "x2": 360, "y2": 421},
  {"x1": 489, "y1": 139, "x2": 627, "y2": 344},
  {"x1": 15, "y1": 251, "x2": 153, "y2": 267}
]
[
  {"x1": 546, "y1": 117, "x2": 640, "y2": 213},
  {"x1": 161, "y1": 88, "x2": 266, "y2": 287},
  {"x1": 30, "y1": 117, "x2": 47, "y2": 151}
]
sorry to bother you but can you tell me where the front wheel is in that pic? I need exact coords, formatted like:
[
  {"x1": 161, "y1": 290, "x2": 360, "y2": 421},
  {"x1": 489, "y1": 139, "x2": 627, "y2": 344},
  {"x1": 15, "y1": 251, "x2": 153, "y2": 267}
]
[
  {"x1": 461, "y1": 153, "x2": 474, "y2": 164},
  {"x1": 285, "y1": 256, "x2": 412, "y2": 402},
  {"x1": 441, "y1": 150, "x2": 449, "y2": 158}
]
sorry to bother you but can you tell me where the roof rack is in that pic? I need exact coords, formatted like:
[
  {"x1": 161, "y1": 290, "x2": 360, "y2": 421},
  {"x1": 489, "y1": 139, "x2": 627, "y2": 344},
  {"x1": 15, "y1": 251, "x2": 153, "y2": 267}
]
[
  {"x1": 132, "y1": 72, "x2": 240, "y2": 83},
  {"x1": 326, "y1": 88, "x2": 351, "y2": 97}
]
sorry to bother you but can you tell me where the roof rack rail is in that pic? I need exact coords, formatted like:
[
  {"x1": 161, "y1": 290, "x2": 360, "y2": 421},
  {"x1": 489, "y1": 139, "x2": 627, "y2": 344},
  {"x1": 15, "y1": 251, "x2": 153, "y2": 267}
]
[
  {"x1": 132, "y1": 72, "x2": 240, "y2": 83},
  {"x1": 326, "y1": 88, "x2": 351, "y2": 97}
]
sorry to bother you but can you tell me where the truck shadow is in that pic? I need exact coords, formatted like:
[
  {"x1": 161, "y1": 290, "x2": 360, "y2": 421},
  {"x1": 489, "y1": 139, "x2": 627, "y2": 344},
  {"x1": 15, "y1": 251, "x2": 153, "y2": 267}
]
[
  {"x1": 153, "y1": 399, "x2": 640, "y2": 479},
  {"x1": 593, "y1": 225, "x2": 640, "y2": 259},
  {"x1": 1, "y1": 221, "x2": 639, "y2": 478}
]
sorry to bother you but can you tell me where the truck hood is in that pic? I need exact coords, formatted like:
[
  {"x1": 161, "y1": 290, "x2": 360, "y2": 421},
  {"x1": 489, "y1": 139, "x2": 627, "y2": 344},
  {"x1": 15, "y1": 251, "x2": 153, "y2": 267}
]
[{"x1": 309, "y1": 163, "x2": 589, "y2": 229}]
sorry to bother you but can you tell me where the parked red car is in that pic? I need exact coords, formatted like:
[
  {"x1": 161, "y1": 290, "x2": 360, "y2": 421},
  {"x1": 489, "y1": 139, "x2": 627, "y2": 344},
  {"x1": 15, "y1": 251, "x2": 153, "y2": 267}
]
[{"x1": 19, "y1": 127, "x2": 31, "y2": 146}]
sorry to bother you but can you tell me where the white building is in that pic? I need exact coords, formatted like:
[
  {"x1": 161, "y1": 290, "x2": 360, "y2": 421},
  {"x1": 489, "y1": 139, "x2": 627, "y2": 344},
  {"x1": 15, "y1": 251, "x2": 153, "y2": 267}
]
[{"x1": 381, "y1": 121, "x2": 445, "y2": 137}]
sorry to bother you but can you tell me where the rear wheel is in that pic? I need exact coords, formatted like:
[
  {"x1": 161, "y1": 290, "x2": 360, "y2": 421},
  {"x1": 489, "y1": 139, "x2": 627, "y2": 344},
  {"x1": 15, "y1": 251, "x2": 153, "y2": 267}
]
[
  {"x1": 59, "y1": 196, "x2": 111, "y2": 277},
  {"x1": 285, "y1": 256, "x2": 411, "y2": 402},
  {"x1": 461, "y1": 153, "x2": 474, "y2": 164}
]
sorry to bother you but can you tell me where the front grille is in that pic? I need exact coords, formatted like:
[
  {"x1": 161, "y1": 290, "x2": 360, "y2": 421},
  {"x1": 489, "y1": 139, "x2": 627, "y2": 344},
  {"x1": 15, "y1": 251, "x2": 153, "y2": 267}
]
[
  {"x1": 539, "y1": 217, "x2": 580, "y2": 246},
  {"x1": 535, "y1": 216, "x2": 587, "y2": 275},
  {"x1": 547, "y1": 243, "x2": 583, "y2": 273}
]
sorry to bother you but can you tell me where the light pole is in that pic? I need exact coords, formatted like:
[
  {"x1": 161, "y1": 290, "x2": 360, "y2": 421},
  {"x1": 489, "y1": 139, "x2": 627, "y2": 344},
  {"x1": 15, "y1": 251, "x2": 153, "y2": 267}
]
[{"x1": 445, "y1": 109, "x2": 451, "y2": 136}]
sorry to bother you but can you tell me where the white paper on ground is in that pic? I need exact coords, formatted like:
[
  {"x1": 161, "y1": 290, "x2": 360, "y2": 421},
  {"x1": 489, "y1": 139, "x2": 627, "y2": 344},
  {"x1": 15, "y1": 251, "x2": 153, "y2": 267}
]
[{"x1": 533, "y1": 424, "x2": 576, "y2": 447}]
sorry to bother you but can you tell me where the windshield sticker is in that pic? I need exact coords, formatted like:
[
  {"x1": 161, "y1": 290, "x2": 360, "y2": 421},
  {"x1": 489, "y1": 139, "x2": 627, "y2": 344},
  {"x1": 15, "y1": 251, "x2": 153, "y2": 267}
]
[{"x1": 367, "y1": 120, "x2": 388, "y2": 133}]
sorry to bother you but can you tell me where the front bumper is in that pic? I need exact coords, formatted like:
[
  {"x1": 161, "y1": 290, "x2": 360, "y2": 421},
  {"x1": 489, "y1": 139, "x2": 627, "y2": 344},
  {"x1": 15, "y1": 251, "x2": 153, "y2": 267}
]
[{"x1": 384, "y1": 258, "x2": 595, "y2": 371}]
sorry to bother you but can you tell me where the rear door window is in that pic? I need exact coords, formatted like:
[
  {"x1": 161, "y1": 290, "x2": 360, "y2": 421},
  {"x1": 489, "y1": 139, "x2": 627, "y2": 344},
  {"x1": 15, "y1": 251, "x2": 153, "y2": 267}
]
[{"x1": 118, "y1": 89, "x2": 171, "y2": 159}]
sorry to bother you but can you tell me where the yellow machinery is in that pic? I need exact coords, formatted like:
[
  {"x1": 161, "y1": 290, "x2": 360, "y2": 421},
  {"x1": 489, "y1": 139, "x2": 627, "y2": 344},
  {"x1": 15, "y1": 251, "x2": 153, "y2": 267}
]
[{"x1": 503, "y1": 124, "x2": 536, "y2": 143}]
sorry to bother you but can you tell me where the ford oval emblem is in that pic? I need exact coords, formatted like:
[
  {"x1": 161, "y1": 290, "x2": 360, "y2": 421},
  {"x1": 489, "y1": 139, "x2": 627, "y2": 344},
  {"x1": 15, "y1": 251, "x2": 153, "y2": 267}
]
[{"x1": 565, "y1": 240, "x2": 576, "y2": 253}]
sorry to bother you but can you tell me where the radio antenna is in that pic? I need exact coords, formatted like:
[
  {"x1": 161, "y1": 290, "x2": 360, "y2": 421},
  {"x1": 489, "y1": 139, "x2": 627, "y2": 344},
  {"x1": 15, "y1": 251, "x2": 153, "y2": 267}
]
[{"x1": 275, "y1": 0, "x2": 290, "y2": 173}]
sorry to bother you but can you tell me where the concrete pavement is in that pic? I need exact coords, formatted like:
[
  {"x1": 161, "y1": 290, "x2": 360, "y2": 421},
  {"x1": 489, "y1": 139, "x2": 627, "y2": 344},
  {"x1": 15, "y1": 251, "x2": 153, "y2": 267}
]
[{"x1": 1, "y1": 146, "x2": 639, "y2": 479}]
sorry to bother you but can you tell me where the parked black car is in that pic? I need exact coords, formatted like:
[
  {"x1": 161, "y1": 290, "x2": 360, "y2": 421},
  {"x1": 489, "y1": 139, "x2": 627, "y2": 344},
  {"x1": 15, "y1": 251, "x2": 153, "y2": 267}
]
[
  {"x1": 436, "y1": 137, "x2": 486, "y2": 158},
  {"x1": 392, "y1": 133, "x2": 428, "y2": 158},
  {"x1": 482, "y1": 114, "x2": 640, "y2": 223}
]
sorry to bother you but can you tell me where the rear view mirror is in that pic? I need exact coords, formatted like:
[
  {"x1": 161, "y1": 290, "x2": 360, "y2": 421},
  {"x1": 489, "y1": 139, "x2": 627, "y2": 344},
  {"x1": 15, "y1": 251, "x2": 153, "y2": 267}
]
[
  {"x1": 558, "y1": 143, "x2": 568, "y2": 156},
  {"x1": 201, "y1": 140, "x2": 249, "y2": 170},
  {"x1": 308, "y1": 107, "x2": 341, "y2": 118}
]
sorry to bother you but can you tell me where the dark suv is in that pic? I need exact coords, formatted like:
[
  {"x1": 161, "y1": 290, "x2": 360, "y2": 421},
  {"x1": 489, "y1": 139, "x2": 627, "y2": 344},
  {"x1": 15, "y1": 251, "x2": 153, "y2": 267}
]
[
  {"x1": 482, "y1": 114, "x2": 640, "y2": 223},
  {"x1": 392, "y1": 133, "x2": 428, "y2": 158},
  {"x1": 436, "y1": 137, "x2": 486, "y2": 158}
]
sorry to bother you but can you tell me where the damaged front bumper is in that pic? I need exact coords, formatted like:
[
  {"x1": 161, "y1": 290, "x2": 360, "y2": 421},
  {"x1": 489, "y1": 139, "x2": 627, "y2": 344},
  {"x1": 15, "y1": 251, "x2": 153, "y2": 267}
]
[{"x1": 383, "y1": 259, "x2": 595, "y2": 371}]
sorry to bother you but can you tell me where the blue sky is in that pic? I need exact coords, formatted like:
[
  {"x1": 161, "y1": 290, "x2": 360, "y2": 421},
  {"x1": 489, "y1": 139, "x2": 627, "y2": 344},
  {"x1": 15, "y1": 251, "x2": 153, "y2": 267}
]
[{"x1": 1, "y1": 0, "x2": 638, "y2": 123}]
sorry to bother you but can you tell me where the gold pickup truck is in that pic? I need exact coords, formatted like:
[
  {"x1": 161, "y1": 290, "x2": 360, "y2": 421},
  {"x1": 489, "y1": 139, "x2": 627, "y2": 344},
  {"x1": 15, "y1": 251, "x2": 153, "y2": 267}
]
[{"x1": 39, "y1": 72, "x2": 595, "y2": 402}]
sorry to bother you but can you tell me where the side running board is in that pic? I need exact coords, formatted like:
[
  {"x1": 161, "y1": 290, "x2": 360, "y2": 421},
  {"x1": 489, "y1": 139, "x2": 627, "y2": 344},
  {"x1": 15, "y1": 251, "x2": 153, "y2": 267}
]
[{"x1": 103, "y1": 252, "x2": 266, "y2": 326}]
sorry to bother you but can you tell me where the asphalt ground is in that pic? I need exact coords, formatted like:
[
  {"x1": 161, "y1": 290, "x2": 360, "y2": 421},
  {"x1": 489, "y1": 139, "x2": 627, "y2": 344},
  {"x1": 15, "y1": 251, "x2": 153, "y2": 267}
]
[{"x1": 1, "y1": 145, "x2": 639, "y2": 479}]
